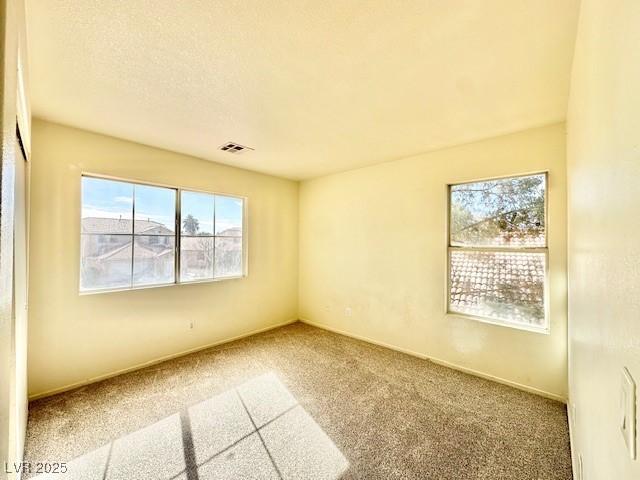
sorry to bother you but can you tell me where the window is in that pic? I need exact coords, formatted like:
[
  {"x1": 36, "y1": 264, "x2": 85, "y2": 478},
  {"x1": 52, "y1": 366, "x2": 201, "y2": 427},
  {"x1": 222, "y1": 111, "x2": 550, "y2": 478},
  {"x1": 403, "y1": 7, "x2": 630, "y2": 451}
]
[
  {"x1": 80, "y1": 175, "x2": 245, "y2": 292},
  {"x1": 448, "y1": 173, "x2": 547, "y2": 330},
  {"x1": 179, "y1": 191, "x2": 243, "y2": 282}
]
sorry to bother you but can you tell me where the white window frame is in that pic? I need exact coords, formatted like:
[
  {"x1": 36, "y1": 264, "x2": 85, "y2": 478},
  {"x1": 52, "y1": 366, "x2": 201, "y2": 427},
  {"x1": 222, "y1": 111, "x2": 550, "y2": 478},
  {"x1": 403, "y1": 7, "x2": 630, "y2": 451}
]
[
  {"x1": 446, "y1": 172, "x2": 549, "y2": 333},
  {"x1": 79, "y1": 173, "x2": 248, "y2": 294}
]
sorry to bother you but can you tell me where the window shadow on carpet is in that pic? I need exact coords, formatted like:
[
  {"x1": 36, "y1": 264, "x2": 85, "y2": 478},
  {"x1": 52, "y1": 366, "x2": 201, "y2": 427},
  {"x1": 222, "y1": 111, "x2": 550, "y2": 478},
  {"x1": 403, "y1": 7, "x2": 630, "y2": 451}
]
[{"x1": 31, "y1": 372, "x2": 348, "y2": 480}]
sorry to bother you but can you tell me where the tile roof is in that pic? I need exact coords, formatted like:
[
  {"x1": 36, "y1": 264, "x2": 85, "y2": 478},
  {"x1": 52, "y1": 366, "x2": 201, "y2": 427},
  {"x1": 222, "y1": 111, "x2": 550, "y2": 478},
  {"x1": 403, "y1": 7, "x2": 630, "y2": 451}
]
[{"x1": 449, "y1": 250, "x2": 545, "y2": 326}]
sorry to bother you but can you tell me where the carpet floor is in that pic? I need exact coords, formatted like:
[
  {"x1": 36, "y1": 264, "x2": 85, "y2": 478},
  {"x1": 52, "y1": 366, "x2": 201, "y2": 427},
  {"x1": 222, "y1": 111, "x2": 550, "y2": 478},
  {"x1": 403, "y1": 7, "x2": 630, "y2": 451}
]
[{"x1": 23, "y1": 322, "x2": 572, "y2": 480}]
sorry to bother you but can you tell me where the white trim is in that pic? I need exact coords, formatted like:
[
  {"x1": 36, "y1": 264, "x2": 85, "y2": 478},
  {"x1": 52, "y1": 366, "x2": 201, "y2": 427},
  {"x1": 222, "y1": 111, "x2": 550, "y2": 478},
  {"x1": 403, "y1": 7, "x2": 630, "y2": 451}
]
[
  {"x1": 79, "y1": 273, "x2": 245, "y2": 296},
  {"x1": 567, "y1": 397, "x2": 579, "y2": 479},
  {"x1": 445, "y1": 312, "x2": 549, "y2": 335},
  {"x1": 300, "y1": 317, "x2": 566, "y2": 403},
  {"x1": 28, "y1": 318, "x2": 298, "y2": 400},
  {"x1": 16, "y1": 39, "x2": 30, "y2": 160}
]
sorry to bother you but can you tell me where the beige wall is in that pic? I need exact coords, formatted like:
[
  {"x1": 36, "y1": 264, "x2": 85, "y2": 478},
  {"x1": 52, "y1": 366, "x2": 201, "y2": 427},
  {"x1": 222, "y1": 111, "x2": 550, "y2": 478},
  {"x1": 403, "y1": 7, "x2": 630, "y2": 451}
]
[
  {"x1": 299, "y1": 123, "x2": 568, "y2": 399},
  {"x1": 567, "y1": 0, "x2": 640, "y2": 478},
  {"x1": 28, "y1": 119, "x2": 299, "y2": 397}
]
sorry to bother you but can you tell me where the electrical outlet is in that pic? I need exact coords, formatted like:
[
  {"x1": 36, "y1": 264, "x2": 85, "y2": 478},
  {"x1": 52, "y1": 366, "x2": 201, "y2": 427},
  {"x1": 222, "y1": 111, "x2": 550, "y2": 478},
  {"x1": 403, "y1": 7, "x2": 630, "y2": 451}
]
[
  {"x1": 620, "y1": 367, "x2": 636, "y2": 459},
  {"x1": 189, "y1": 320, "x2": 194, "y2": 330},
  {"x1": 344, "y1": 307, "x2": 352, "y2": 317}
]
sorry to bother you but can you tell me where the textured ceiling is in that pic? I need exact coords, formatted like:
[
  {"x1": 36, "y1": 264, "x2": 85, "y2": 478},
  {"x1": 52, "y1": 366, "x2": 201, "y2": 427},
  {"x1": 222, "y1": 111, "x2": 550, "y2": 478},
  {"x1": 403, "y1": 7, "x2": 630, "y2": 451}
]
[{"x1": 26, "y1": 1, "x2": 580, "y2": 180}]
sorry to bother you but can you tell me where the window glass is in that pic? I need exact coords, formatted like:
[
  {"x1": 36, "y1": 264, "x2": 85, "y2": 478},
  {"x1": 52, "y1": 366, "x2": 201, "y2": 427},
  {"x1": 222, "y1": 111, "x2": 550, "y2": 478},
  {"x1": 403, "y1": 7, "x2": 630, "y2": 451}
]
[
  {"x1": 215, "y1": 195, "x2": 243, "y2": 236},
  {"x1": 81, "y1": 177, "x2": 177, "y2": 291},
  {"x1": 215, "y1": 237, "x2": 242, "y2": 277},
  {"x1": 81, "y1": 177, "x2": 133, "y2": 234},
  {"x1": 448, "y1": 173, "x2": 548, "y2": 330},
  {"x1": 180, "y1": 237, "x2": 214, "y2": 281},
  {"x1": 134, "y1": 184, "x2": 176, "y2": 234},
  {"x1": 133, "y1": 236, "x2": 175, "y2": 287},
  {"x1": 449, "y1": 250, "x2": 545, "y2": 327},
  {"x1": 81, "y1": 177, "x2": 245, "y2": 292},
  {"x1": 80, "y1": 234, "x2": 132, "y2": 290},
  {"x1": 180, "y1": 191, "x2": 244, "y2": 281},
  {"x1": 450, "y1": 174, "x2": 545, "y2": 247},
  {"x1": 181, "y1": 191, "x2": 214, "y2": 236}
]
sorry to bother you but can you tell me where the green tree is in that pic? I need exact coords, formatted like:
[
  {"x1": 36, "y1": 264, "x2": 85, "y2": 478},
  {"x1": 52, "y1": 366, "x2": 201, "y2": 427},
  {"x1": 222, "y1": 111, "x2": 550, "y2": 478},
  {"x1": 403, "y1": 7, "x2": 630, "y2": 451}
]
[
  {"x1": 450, "y1": 203, "x2": 475, "y2": 236},
  {"x1": 451, "y1": 175, "x2": 545, "y2": 245},
  {"x1": 182, "y1": 214, "x2": 199, "y2": 235}
]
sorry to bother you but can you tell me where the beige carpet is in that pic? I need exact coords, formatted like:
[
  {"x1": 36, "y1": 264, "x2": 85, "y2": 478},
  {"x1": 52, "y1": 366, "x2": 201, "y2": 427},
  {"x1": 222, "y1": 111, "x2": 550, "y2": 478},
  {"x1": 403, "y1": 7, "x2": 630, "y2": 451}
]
[{"x1": 24, "y1": 322, "x2": 572, "y2": 479}]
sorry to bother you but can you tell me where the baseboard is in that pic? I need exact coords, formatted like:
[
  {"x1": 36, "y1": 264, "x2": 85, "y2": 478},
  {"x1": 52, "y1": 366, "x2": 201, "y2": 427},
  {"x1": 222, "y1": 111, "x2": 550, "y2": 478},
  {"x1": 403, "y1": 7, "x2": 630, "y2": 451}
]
[
  {"x1": 31, "y1": 317, "x2": 566, "y2": 403},
  {"x1": 300, "y1": 318, "x2": 566, "y2": 403},
  {"x1": 29, "y1": 318, "x2": 298, "y2": 401}
]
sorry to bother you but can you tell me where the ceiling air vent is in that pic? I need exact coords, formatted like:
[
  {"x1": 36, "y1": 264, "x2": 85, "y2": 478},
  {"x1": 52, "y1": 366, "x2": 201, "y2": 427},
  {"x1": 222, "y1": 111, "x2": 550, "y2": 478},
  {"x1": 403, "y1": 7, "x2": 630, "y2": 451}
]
[{"x1": 219, "y1": 142, "x2": 253, "y2": 154}]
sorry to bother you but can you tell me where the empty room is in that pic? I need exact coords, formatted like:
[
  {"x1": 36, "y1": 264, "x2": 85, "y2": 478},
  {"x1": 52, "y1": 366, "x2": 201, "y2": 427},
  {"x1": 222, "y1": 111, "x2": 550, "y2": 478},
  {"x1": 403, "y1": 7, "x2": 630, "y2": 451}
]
[{"x1": 0, "y1": 0, "x2": 638, "y2": 479}]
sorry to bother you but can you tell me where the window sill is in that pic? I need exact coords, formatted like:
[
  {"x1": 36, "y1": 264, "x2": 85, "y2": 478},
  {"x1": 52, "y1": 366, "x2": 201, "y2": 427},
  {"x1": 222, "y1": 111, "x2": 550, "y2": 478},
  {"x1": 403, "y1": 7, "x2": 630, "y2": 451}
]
[
  {"x1": 446, "y1": 311, "x2": 550, "y2": 335},
  {"x1": 79, "y1": 274, "x2": 246, "y2": 296}
]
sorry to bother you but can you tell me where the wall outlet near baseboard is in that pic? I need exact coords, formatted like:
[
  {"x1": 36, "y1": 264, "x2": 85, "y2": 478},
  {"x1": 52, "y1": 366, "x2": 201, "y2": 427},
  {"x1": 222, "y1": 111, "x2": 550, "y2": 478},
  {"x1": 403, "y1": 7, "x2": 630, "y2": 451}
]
[{"x1": 344, "y1": 307, "x2": 352, "y2": 317}]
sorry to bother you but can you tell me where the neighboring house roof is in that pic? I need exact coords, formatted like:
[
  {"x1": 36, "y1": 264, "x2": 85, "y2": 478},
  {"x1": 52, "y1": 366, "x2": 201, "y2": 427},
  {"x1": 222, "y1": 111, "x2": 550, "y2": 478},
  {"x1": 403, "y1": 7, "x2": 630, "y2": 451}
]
[
  {"x1": 449, "y1": 250, "x2": 544, "y2": 325},
  {"x1": 96, "y1": 242, "x2": 173, "y2": 261},
  {"x1": 84, "y1": 220, "x2": 242, "y2": 262},
  {"x1": 83, "y1": 217, "x2": 241, "y2": 237},
  {"x1": 82, "y1": 217, "x2": 174, "y2": 235},
  {"x1": 217, "y1": 227, "x2": 242, "y2": 237},
  {"x1": 90, "y1": 237, "x2": 238, "y2": 262}
]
